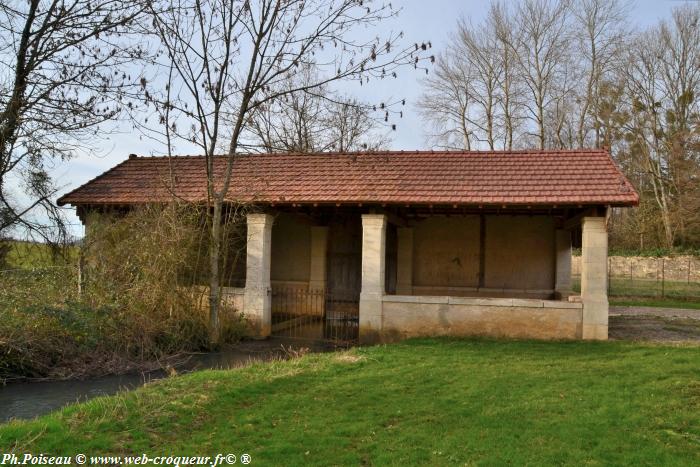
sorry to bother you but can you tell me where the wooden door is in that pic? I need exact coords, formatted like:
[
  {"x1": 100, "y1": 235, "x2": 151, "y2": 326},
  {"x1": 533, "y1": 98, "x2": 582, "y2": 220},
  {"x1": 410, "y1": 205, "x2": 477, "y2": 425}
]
[{"x1": 326, "y1": 217, "x2": 361, "y2": 301}]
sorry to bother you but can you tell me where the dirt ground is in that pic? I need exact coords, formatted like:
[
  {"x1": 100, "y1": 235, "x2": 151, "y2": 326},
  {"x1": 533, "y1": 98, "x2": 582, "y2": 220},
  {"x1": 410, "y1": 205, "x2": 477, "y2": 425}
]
[{"x1": 609, "y1": 306, "x2": 700, "y2": 343}]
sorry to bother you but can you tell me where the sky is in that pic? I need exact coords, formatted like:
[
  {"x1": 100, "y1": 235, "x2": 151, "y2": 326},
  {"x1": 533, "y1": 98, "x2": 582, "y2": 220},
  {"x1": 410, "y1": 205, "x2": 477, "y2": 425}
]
[{"x1": 52, "y1": 0, "x2": 687, "y2": 237}]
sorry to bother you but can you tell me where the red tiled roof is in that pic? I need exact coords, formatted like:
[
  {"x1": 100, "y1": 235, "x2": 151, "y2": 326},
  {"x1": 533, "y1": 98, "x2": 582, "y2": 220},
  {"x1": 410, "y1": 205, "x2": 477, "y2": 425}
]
[{"x1": 57, "y1": 150, "x2": 639, "y2": 207}]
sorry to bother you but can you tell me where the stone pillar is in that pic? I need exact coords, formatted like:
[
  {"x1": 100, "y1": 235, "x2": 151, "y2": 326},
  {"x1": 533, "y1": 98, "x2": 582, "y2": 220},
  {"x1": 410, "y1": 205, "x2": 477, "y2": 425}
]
[
  {"x1": 309, "y1": 226, "x2": 328, "y2": 291},
  {"x1": 359, "y1": 214, "x2": 387, "y2": 344},
  {"x1": 581, "y1": 216, "x2": 608, "y2": 340},
  {"x1": 244, "y1": 213, "x2": 274, "y2": 338},
  {"x1": 555, "y1": 229, "x2": 572, "y2": 299},
  {"x1": 396, "y1": 227, "x2": 413, "y2": 295}
]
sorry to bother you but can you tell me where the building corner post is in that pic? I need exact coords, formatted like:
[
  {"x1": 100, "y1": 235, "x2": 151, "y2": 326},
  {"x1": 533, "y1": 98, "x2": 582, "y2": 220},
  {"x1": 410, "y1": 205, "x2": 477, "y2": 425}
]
[{"x1": 581, "y1": 216, "x2": 608, "y2": 340}]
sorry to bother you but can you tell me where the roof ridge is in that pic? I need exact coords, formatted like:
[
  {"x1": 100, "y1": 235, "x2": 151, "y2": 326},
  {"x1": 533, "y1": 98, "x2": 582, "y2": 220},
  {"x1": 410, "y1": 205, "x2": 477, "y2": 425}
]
[{"x1": 129, "y1": 148, "x2": 610, "y2": 160}]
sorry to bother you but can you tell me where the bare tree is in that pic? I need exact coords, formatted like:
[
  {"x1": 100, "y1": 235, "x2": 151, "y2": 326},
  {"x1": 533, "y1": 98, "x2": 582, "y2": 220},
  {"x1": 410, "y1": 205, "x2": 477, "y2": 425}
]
[
  {"x1": 244, "y1": 68, "x2": 389, "y2": 152},
  {"x1": 247, "y1": 90, "x2": 328, "y2": 153},
  {"x1": 0, "y1": 0, "x2": 147, "y2": 242},
  {"x1": 417, "y1": 10, "x2": 507, "y2": 151},
  {"x1": 512, "y1": 0, "x2": 571, "y2": 149},
  {"x1": 417, "y1": 50, "x2": 475, "y2": 150},
  {"x1": 456, "y1": 18, "x2": 503, "y2": 149},
  {"x1": 490, "y1": 2, "x2": 524, "y2": 150},
  {"x1": 327, "y1": 97, "x2": 391, "y2": 152},
  {"x1": 546, "y1": 65, "x2": 577, "y2": 149},
  {"x1": 572, "y1": 0, "x2": 630, "y2": 148},
  {"x1": 145, "y1": 0, "x2": 431, "y2": 344},
  {"x1": 617, "y1": 5, "x2": 700, "y2": 248},
  {"x1": 418, "y1": 3, "x2": 528, "y2": 151}
]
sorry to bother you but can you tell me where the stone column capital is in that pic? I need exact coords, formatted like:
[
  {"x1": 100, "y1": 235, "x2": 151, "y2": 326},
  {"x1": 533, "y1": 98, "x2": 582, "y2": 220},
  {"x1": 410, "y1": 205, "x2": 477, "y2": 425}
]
[
  {"x1": 582, "y1": 216, "x2": 606, "y2": 231},
  {"x1": 361, "y1": 214, "x2": 388, "y2": 226},
  {"x1": 247, "y1": 213, "x2": 274, "y2": 225}
]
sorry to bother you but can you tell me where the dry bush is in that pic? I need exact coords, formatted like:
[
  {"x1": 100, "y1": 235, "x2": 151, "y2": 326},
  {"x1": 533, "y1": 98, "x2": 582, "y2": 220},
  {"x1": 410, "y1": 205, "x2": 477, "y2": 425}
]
[
  {"x1": 0, "y1": 239, "x2": 10, "y2": 269},
  {"x1": 0, "y1": 257, "x2": 85, "y2": 380},
  {"x1": 0, "y1": 203, "x2": 248, "y2": 381},
  {"x1": 84, "y1": 204, "x2": 247, "y2": 357}
]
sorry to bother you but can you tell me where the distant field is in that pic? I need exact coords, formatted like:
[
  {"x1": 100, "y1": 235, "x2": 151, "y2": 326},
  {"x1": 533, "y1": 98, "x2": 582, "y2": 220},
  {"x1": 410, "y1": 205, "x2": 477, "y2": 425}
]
[
  {"x1": 609, "y1": 298, "x2": 700, "y2": 310},
  {"x1": 2, "y1": 241, "x2": 78, "y2": 270},
  {"x1": 573, "y1": 276, "x2": 700, "y2": 302}
]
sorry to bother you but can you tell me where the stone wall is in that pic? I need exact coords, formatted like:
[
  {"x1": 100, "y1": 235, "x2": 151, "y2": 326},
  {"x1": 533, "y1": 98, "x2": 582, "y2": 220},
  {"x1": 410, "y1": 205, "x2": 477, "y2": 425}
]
[
  {"x1": 271, "y1": 213, "x2": 311, "y2": 283},
  {"x1": 381, "y1": 295, "x2": 582, "y2": 341},
  {"x1": 190, "y1": 286, "x2": 246, "y2": 330},
  {"x1": 413, "y1": 216, "x2": 480, "y2": 288},
  {"x1": 221, "y1": 286, "x2": 245, "y2": 312},
  {"x1": 484, "y1": 215, "x2": 555, "y2": 290},
  {"x1": 411, "y1": 214, "x2": 556, "y2": 295},
  {"x1": 572, "y1": 255, "x2": 700, "y2": 282}
]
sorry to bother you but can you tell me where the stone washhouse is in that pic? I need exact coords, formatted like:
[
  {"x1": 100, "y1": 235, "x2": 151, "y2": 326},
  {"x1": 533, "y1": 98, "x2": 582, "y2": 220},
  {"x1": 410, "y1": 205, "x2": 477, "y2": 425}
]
[{"x1": 58, "y1": 150, "x2": 639, "y2": 344}]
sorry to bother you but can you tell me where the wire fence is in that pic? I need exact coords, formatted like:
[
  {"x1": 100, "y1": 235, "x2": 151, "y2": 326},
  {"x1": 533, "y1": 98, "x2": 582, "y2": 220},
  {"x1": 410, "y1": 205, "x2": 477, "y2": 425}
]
[
  {"x1": 4, "y1": 256, "x2": 700, "y2": 308},
  {"x1": 572, "y1": 256, "x2": 700, "y2": 300}
]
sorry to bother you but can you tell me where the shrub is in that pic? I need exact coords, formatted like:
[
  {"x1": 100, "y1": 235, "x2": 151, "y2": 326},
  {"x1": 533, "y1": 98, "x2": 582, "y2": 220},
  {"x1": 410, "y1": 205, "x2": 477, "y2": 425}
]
[
  {"x1": 0, "y1": 239, "x2": 10, "y2": 269},
  {"x1": 0, "y1": 301, "x2": 111, "y2": 379},
  {"x1": 82, "y1": 204, "x2": 246, "y2": 358},
  {"x1": 0, "y1": 203, "x2": 247, "y2": 381}
]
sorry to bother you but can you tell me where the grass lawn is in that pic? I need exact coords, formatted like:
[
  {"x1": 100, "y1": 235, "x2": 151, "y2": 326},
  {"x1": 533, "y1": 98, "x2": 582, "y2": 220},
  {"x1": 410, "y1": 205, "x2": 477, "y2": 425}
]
[
  {"x1": 610, "y1": 297, "x2": 700, "y2": 310},
  {"x1": 572, "y1": 276, "x2": 700, "y2": 310},
  {"x1": 1, "y1": 339, "x2": 699, "y2": 465},
  {"x1": 2, "y1": 240, "x2": 78, "y2": 270},
  {"x1": 573, "y1": 276, "x2": 700, "y2": 299}
]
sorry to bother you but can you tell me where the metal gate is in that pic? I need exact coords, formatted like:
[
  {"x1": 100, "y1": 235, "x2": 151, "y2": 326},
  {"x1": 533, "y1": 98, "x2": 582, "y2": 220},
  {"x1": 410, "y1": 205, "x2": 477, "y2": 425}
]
[
  {"x1": 270, "y1": 218, "x2": 362, "y2": 346},
  {"x1": 270, "y1": 287, "x2": 359, "y2": 346}
]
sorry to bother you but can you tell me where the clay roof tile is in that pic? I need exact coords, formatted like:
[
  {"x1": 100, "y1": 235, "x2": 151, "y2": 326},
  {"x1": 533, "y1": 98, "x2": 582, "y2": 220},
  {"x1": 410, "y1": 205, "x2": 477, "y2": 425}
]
[{"x1": 57, "y1": 149, "x2": 639, "y2": 207}]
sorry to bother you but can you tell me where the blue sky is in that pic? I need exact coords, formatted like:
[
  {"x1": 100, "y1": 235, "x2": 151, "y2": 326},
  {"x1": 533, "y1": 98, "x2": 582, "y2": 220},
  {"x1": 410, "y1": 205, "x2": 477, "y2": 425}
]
[{"x1": 54, "y1": 0, "x2": 686, "y2": 235}]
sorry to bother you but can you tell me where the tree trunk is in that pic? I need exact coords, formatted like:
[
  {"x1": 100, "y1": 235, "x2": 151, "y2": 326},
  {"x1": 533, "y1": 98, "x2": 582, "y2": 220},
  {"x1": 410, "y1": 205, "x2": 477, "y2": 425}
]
[
  {"x1": 0, "y1": 0, "x2": 38, "y2": 178},
  {"x1": 503, "y1": 81, "x2": 514, "y2": 150},
  {"x1": 578, "y1": 39, "x2": 596, "y2": 149},
  {"x1": 208, "y1": 199, "x2": 223, "y2": 346},
  {"x1": 538, "y1": 102, "x2": 545, "y2": 150},
  {"x1": 461, "y1": 107, "x2": 471, "y2": 150},
  {"x1": 486, "y1": 91, "x2": 495, "y2": 150}
]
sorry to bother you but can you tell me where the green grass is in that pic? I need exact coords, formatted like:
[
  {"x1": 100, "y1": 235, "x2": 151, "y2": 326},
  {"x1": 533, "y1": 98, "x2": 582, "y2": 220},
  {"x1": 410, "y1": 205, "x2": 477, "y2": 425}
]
[
  {"x1": 2, "y1": 240, "x2": 78, "y2": 270},
  {"x1": 611, "y1": 277, "x2": 700, "y2": 298},
  {"x1": 2, "y1": 339, "x2": 699, "y2": 465},
  {"x1": 610, "y1": 297, "x2": 700, "y2": 310},
  {"x1": 605, "y1": 277, "x2": 700, "y2": 299},
  {"x1": 571, "y1": 274, "x2": 700, "y2": 309}
]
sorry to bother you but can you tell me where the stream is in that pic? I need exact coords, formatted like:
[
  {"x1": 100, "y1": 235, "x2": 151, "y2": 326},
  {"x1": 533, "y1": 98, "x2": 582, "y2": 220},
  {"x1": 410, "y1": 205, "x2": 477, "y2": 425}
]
[{"x1": 0, "y1": 339, "x2": 326, "y2": 423}]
